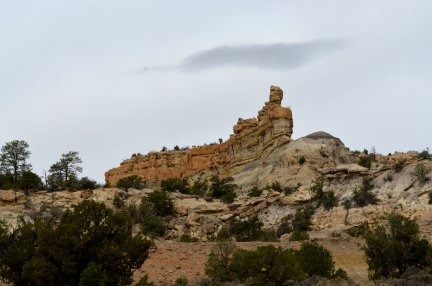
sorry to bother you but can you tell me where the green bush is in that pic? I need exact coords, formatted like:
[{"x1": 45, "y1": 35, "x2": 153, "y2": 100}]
[
  {"x1": 418, "y1": 148, "x2": 431, "y2": 160},
  {"x1": 124, "y1": 204, "x2": 144, "y2": 224},
  {"x1": 116, "y1": 175, "x2": 144, "y2": 190},
  {"x1": 113, "y1": 193, "x2": 125, "y2": 209},
  {"x1": 179, "y1": 234, "x2": 199, "y2": 243},
  {"x1": 358, "y1": 155, "x2": 373, "y2": 169},
  {"x1": 209, "y1": 175, "x2": 237, "y2": 204},
  {"x1": 175, "y1": 277, "x2": 189, "y2": 286},
  {"x1": 290, "y1": 230, "x2": 309, "y2": 241},
  {"x1": 363, "y1": 213, "x2": 432, "y2": 279},
  {"x1": 322, "y1": 190, "x2": 339, "y2": 210},
  {"x1": 230, "y1": 216, "x2": 261, "y2": 242},
  {"x1": 268, "y1": 181, "x2": 283, "y2": 192},
  {"x1": 309, "y1": 177, "x2": 338, "y2": 210},
  {"x1": 230, "y1": 245, "x2": 305, "y2": 285},
  {"x1": 220, "y1": 191, "x2": 236, "y2": 204},
  {"x1": 141, "y1": 215, "x2": 166, "y2": 237},
  {"x1": 208, "y1": 227, "x2": 232, "y2": 242},
  {"x1": 283, "y1": 183, "x2": 300, "y2": 195},
  {"x1": 0, "y1": 172, "x2": 14, "y2": 189},
  {"x1": 346, "y1": 222, "x2": 369, "y2": 237},
  {"x1": 230, "y1": 216, "x2": 263, "y2": 242},
  {"x1": 393, "y1": 159, "x2": 406, "y2": 173},
  {"x1": 258, "y1": 229, "x2": 278, "y2": 242},
  {"x1": 0, "y1": 200, "x2": 151, "y2": 286},
  {"x1": 297, "y1": 241, "x2": 335, "y2": 278},
  {"x1": 133, "y1": 274, "x2": 155, "y2": 286},
  {"x1": 18, "y1": 171, "x2": 43, "y2": 193},
  {"x1": 190, "y1": 181, "x2": 208, "y2": 197},
  {"x1": 298, "y1": 156, "x2": 306, "y2": 165},
  {"x1": 77, "y1": 177, "x2": 98, "y2": 190},
  {"x1": 309, "y1": 177, "x2": 324, "y2": 202},
  {"x1": 411, "y1": 163, "x2": 431, "y2": 186},
  {"x1": 78, "y1": 262, "x2": 107, "y2": 286},
  {"x1": 205, "y1": 242, "x2": 237, "y2": 282},
  {"x1": 352, "y1": 178, "x2": 378, "y2": 207},
  {"x1": 248, "y1": 186, "x2": 262, "y2": 197},
  {"x1": 333, "y1": 268, "x2": 349, "y2": 280},
  {"x1": 161, "y1": 178, "x2": 190, "y2": 194},
  {"x1": 144, "y1": 190, "x2": 175, "y2": 216},
  {"x1": 292, "y1": 206, "x2": 314, "y2": 232}
]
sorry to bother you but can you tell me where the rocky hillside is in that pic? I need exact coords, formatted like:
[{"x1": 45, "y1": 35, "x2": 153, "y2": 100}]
[{"x1": 1, "y1": 85, "x2": 431, "y2": 284}]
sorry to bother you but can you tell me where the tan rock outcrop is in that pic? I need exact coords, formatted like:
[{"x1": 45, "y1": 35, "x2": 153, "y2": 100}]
[{"x1": 105, "y1": 86, "x2": 294, "y2": 186}]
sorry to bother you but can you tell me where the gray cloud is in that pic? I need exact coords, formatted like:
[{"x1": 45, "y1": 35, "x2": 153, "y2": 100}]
[
  {"x1": 179, "y1": 39, "x2": 346, "y2": 71},
  {"x1": 140, "y1": 39, "x2": 347, "y2": 73}
]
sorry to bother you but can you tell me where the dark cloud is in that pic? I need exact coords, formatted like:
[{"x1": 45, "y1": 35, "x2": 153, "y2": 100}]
[{"x1": 179, "y1": 39, "x2": 347, "y2": 71}]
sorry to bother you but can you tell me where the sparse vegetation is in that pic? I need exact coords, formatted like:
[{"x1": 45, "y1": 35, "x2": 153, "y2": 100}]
[
  {"x1": 190, "y1": 180, "x2": 207, "y2": 197},
  {"x1": 393, "y1": 159, "x2": 406, "y2": 173},
  {"x1": 418, "y1": 148, "x2": 431, "y2": 160},
  {"x1": 292, "y1": 205, "x2": 314, "y2": 232},
  {"x1": 208, "y1": 216, "x2": 277, "y2": 242},
  {"x1": 179, "y1": 234, "x2": 199, "y2": 243},
  {"x1": 352, "y1": 178, "x2": 378, "y2": 207},
  {"x1": 207, "y1": 227, "x2": 232, "y2": 242},
  {"x1": 133, "y1": 274, "x2": 155, "y2": 286},
  {"x1": 144, "y1": 190, "x2": 175, "y2": 217},
  {"x1": 266, "y1": 181, "x2": 300, "y2": 195},
  {"x1": 161, "y1": 178, "x2": 190, "y2": 194},
  {"x1": 141, "y1": 215, "x2": 166, "y2": 237},
  {"x1": 346, "y1": 223, "x2": 369, "y2": 239},
  {"x1": 175, "y1": 277, "x2": 189, "y2": 286},
  {"x1": 77, "y1": 176, "x2": 99, "y2": 190},
  {"x1": 230, "y1": 216, "x2": 275, "y2": 242},
  {"x1": 309, "y1": 177, "x2": 338, "y2": 210},
  {"x1": 113, "y1": 193, "x2": 126, "y2": 209},
  {"x1": 209, "y1": 175, "x2": 237, "y2": 204},
  {"x1": 247, "y1": 186, "x2": 262, "y2": 197},
  {"x1": 290, "y1": 230, "x2": 310, "y2": 241},
  {"x1": 358, "y1": 154, "x2": 374, "y2": 169},
  {"x1": 283, "y1": 183, "x2": 301, "y2": 195},
  {"x1": 268, "y1": 180, "x2": 283, "y2": 192},
  {"x1": 116, "y1": 175, "x2": 144, "y2": 190},
  {"x1": 411, "y1": 163, "x2": 431, "y2": 186}
]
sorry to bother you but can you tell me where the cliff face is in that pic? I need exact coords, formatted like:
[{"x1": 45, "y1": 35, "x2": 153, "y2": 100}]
[{"x1": 105, "y1": 86, "x2": 294, "y2": 186}]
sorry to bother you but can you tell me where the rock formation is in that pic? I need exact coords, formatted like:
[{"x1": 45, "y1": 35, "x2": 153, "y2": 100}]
[{"x1": 105, "y1": 86, "x2": 294, "y2": 186}]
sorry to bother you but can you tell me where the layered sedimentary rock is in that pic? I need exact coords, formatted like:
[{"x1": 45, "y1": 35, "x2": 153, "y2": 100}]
[{"x1": 105, "y1": 86, "x2": 294, "y2": 186}]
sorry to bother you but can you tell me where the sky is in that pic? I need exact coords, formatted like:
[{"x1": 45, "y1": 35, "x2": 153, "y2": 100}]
[{"x1": 1, "y1": 0, "x2": 431, "y2": 183}]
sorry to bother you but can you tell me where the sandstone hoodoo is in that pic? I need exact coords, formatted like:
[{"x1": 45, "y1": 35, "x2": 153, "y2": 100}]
[{"x1": 105, "y1": 86, "x2": 294, "y2": 186}]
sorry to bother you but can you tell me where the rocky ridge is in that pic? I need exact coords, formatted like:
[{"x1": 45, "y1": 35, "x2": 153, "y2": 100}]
[{"x1": 105, "y1": 86, "x2": 293, "y2": 186}]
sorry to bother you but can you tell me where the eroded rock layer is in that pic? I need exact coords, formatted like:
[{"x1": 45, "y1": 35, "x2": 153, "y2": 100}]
[{"x1": 105, "y1": 86, "x2": 293, "y2": 186}]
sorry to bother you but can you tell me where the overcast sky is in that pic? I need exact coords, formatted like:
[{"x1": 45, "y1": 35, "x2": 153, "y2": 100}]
[{"x1": 1, "y1": 1, "x2": 431, "y2": 183}]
